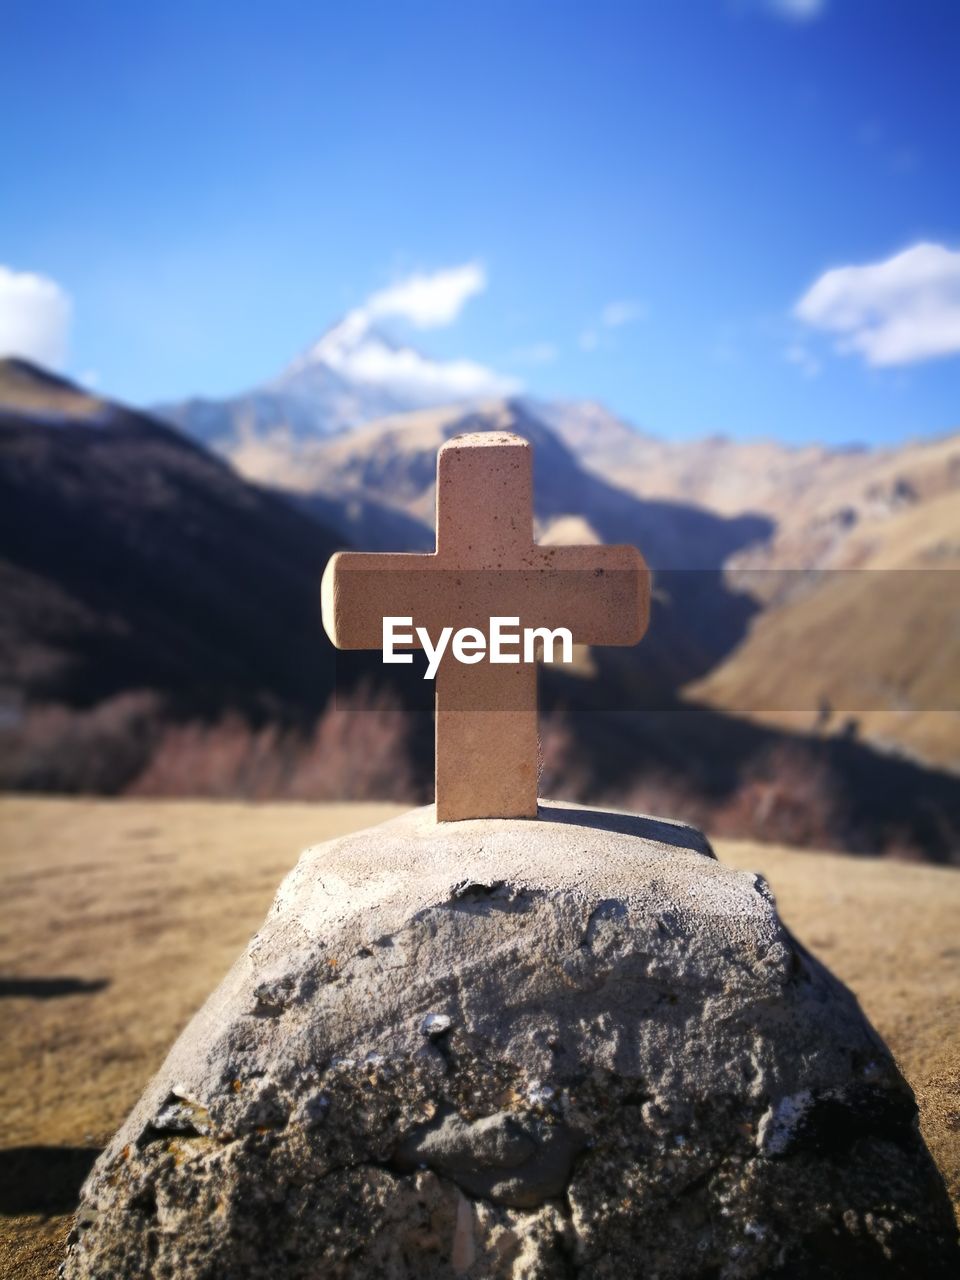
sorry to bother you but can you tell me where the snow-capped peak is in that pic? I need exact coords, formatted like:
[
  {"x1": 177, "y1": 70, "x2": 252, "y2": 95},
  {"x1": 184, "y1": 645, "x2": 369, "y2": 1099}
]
[
  {"x1": 283, "y1": 313, "x2": 402, "y2": 377},
  {"x1": 276, "y1": 311, "x2": 516, "y2": 408}
]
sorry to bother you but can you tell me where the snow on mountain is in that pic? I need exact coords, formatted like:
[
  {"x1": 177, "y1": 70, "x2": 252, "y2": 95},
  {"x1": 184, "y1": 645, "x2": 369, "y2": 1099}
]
[{"x1": 157, "y1": 314, "x2": 517, "y2": 452}]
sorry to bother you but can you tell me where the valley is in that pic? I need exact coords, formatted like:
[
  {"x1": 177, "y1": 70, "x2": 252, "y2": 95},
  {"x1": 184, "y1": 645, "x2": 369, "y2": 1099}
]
[{"x1": 1, "y1": 348, "x2": 958, "y2": 860}]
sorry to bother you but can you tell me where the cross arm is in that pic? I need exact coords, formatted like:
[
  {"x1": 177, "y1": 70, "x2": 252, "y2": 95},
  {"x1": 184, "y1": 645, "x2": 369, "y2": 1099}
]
[
  {"x1": 320, "y1": 551, "x2": 440, "y2": 649},
  {"x1": 321, "y1": 544, "x2": 650, "y2": 652},
  {"x1": 527, "y1": 543, "x2": 651, "y2": 646}
]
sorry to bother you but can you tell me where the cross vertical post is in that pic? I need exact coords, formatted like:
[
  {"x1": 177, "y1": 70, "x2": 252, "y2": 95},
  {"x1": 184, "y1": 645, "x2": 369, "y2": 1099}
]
[{"x1": 434, "y1": 433, "x2": 540, "y2": 818}]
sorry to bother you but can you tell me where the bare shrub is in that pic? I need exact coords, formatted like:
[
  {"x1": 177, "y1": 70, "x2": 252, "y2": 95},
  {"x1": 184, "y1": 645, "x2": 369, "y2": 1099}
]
[
  {"x1": 282, "y1": 689, "x2": 423, "y2": 802},
  {"x1": 538, "y1": 709, "x2": 585, "y2": 799},
  {"x1": 710, "y1": 741, "x2": 848, "y2": 848},
  {"x1": 0, "y1": 692, "x2": 161, "y2": 792},
  {"x1": 128, "y1": 685, "x2": 423, "y2": 802},
  {"x1": 125, "y1": 714, "x2": 284, "y2": 798},
  {"x1": 618, "y1": 771, "x2": 714, "y2": 832}
]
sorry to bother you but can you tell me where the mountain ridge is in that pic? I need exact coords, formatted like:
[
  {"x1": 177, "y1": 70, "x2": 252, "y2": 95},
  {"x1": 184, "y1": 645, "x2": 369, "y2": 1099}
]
[
  {"x1": 152, "y1": 324, "x2": 960, "y2": 772},
  {"x1": 3, "y1": 358, "x2": 958, "y2": 856},
  {"x1": 157, "y1": 314, "x2": 519, "y2": 450}
]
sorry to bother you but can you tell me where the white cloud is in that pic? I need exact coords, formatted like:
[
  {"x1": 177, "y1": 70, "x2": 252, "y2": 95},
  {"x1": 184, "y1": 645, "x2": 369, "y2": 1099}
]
[
  {"x1": 794, "y1": 242, "x2": 960, "y2": 367},
  {"x1": 511, "y1": 341, "x2": 558, "y2": 365},
  {"x1": 301, "y1": 298, "x2": 517, "y2": 406},
  {"x1": 0, "y1": 265, "x2": 71, "y2": 368},
  {"x1": 601, "y1": 299, "x2": 647, "y2": 328},
  {"x1": 364, "y1": 262, "x2": 486, "y2": 329},
  {"x1": 324, "y1": 330, "x2": 518, "y2": 403},
  {"x1": 288, "y1": 261, "x2": 519, "y2": 406},
  {"x1": 765, "y1": 0, "x2": 825, "y2": 20}
]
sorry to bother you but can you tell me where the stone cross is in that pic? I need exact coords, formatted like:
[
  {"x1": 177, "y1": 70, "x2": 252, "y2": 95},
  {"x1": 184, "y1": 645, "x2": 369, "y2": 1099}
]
[{"x1": 321, "y1": 432, "x2": 649, "y2": 821}]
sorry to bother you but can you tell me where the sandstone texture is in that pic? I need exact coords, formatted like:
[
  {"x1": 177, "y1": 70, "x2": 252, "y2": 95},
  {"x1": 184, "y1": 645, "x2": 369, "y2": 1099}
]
[
  {"x1": 63, "y1": 802, "x2": 958, "y2": 1278},
  {"x1": 322, "y1": 432, "x2": 649, "y2": 821}
]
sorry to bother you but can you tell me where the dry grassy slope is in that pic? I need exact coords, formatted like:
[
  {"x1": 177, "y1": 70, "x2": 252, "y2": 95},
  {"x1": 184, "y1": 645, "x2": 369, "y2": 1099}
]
[
  {"x1": 229, "y1": 398, "x2": 472, "y2": 512},
  {"x1": 688, "y1": 487, "x2": 960, "y2": 768},
  {"x1": 559, "y1": 409, "x2": 960, "y2": 770},
  {"x1": 557, "y1": 406, "x2": 960, "y2": 523},
  {"x1": 1, "y1": 797, "x2": 958, "y2": 1278},
  {"x1": 0, "y1": 358, "x2": 348, "y2": 749},
  {"x1": 0, "y1": 360, "x2": 113, "y2": 421},
  {"x1": 225, "y1": 396, "x2": 770, "y2": 559},
  {"x1": 721, "y1": 434, "x2": 960, "y2": 584},
  {"x1": 228, "y1": 394, "x2": 960, "y2": 769}
]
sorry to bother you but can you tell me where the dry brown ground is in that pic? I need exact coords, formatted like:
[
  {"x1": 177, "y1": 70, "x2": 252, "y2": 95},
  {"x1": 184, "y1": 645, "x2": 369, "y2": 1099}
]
[{"x1": 1, "y1": 796, "x2": 957, "y2": 1278}]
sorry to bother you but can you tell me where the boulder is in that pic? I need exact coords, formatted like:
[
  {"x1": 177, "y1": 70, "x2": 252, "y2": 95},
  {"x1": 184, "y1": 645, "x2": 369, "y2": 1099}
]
[{"x1": 63, "y1": 802, "x2": 958, "y2": 1278}]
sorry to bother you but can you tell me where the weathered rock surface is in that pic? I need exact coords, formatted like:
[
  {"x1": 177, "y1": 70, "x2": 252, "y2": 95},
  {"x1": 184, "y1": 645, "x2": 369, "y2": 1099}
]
[{"x1": 63, "y1": 802, "x2": 958, "y2": 1278}]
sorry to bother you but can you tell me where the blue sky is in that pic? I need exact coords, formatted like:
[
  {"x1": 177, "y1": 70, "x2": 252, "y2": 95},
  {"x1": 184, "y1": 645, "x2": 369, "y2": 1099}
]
[{"x1": 2, "y1": 0, "x2": 959, "y2": 445}]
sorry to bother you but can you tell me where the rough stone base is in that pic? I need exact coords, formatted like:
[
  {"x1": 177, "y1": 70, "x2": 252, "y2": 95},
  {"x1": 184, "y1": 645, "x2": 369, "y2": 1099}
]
[{"x1": 63, "y1": 802, "x2": 959, "y2": 1278}]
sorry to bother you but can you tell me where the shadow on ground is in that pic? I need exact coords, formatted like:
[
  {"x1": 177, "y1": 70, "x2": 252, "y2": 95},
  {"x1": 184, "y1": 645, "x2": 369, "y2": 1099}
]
[
  {"x1": 537, "y1": 802, "x2": 715, "y2": 856},
  {"x1": 0, "y1": 1147, "x2": 101, "y2": 1216},
  {"x1": 0, "y1": 978, "x2": 109, "y2": 999}
]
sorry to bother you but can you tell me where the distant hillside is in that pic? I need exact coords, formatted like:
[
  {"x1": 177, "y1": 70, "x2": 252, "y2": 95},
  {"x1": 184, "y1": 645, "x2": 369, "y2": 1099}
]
[
  {"x1": 688, "y1": 484, "x2": 960, "y2": 769},
  {"x1": 3, "y1": 361, "x2": 959, "y2": 860},
  {"x1": 0, "y1": 358, "x2": 349, "y2": 716},
  {"x1": 157, "y1": 316, "x2": 498, "y2": 451},
  {"x1": 163, "y1": 352, "x2": 960, "y2": 769},
  {"x1": 553, "y1": 410, "x2": 960, "y2": 525},
  {"x1": 276, "y1": 398, "x2": 772, "y2": 566},
  {"x1": 560, "y1": 414, "x2": 960, "y2": 770},
  {"x1": 200, "y1": 389, "x2": 960, "y2": 856},
  {"x1": 0, "y1": 360, "x2": 416, "y2": 793},
  {"x1": 229, "y1": 396, "x2": 779, "y2": 695}
]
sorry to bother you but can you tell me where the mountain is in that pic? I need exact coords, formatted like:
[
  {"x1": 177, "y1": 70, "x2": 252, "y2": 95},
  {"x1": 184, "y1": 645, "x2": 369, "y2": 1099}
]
[
  {"x1": 4, "y1": 360, "x2": 958, "y2": 859},
  {"x1": 287, "y1": 396, "x2": 960, "y2": 857},
  {"x1": 558, "y1": 412, "x2": 960, "y2": 770},
  {"x1": 157, "y1": 315, "x2": 506, "y2": 453},
  {"x1": 686, "y1": 454, "x2": 960, "y2": 769},
  {"x1": 233, "y1": 396, "x2": 780, "y2": 692},
  {"x1": 531, "y1": 397, "x2": 646, "y2": 457},
  {"x1": 0, "y1": 359, "x2": 351, "y2": 711},
  {"x1": 217, "y1": 395, "x2": 771, "y2": 564},
  {"x1": 553, "y1": 407, "x2": 958, "y2": 528},
  {"x1": 173, "y1": 350, "x2": 960, "y2": 772},
  {"x1": 0, "y1": 359, "x2": 391, "y2": 791}
]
